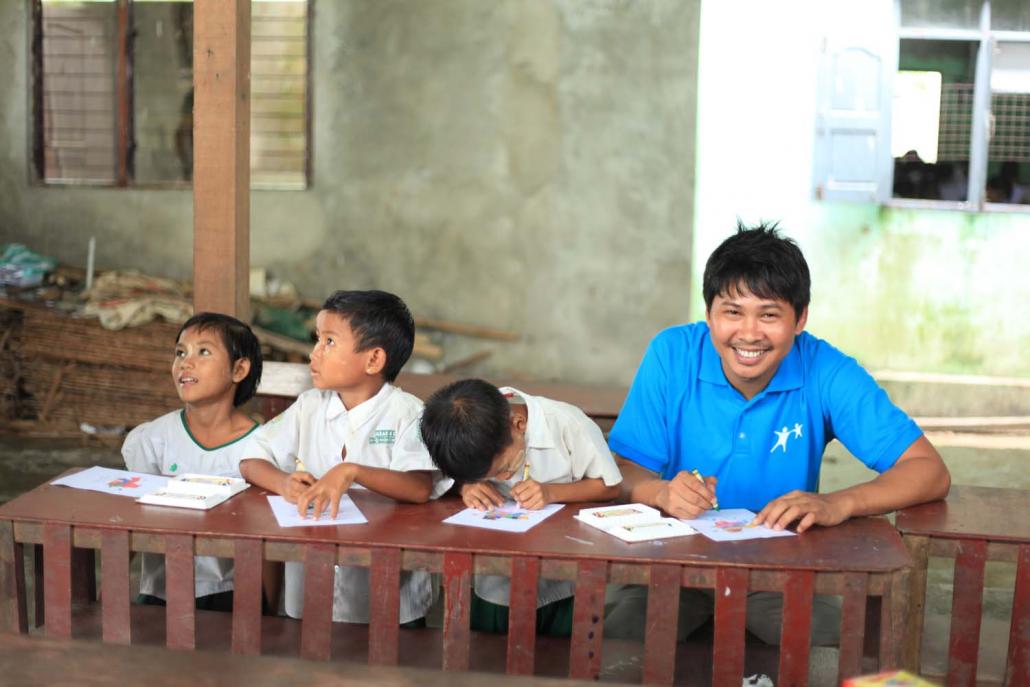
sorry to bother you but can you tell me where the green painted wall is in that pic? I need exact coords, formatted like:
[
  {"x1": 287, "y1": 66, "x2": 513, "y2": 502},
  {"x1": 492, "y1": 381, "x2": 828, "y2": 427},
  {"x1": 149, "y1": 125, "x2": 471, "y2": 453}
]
[{"x1": 695, "y1": 1, "x2": 1030, "y2": 380}]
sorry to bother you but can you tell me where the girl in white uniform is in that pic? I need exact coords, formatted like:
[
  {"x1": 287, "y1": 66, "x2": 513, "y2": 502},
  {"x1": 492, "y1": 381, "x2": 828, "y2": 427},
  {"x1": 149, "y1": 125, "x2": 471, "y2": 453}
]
[{"x1": 122, "y1": 312, "x2": 263, "y2": 611}]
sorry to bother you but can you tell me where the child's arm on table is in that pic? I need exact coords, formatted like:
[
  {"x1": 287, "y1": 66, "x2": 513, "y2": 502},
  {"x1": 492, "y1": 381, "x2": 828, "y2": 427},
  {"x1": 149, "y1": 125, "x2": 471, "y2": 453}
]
[
  {"x1": 240, "y1": 458, "x2": 315, "y2": 502},
  {"x1": 297, "y1": 464, "x2": 433, "y2": 518},
  {"x1": 511, "y1": 477, "x2": 620, "y2": 510}
]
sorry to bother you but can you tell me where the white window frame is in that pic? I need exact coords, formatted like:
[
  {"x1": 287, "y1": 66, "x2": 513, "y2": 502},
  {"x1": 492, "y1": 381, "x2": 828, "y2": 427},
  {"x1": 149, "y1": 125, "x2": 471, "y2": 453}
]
[
  {"x1": 892, "y1": 0, "x2": 1030, "y2": 213},
  {"x1": 815, "y1": 0, "x2": 1030, "y2": 212}
]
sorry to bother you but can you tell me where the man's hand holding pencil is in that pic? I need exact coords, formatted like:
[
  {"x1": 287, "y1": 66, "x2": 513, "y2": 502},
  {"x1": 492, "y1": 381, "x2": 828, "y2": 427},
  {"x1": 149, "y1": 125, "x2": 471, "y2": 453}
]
[{"x1": 653, "y1": 469, "x2": 719, "y2": 519}]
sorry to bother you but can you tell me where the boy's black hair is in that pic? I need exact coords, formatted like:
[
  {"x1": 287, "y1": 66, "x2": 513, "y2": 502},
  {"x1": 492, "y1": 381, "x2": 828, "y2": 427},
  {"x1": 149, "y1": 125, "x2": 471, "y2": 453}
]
[
  {"x1": 702, "y1": 220, "x2": 811, "y2": 319},
  {"x1": 177, "y1": 312, "x2": 263, "y2": 407},
  {"x1": 321, "y1": 290, "x2": 414, "y2": 382},
  {"x1": 420, "y1": 378, "x2": 513, "y2": 482}
]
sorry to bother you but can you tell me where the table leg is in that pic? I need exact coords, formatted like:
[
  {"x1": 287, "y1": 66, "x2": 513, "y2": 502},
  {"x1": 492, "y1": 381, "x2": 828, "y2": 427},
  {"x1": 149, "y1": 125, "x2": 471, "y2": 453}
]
[
  {"x1": 902, "y1": 534, "x2": 929, "y2": 672},
  {"x1": 0, "y1": 521, "x2": 27, "y2": 634}
]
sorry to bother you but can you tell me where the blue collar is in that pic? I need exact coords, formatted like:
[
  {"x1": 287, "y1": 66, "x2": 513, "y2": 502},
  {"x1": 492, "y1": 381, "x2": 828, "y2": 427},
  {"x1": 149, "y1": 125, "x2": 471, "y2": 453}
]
[{"x1": 699, "y1": 327, "x2": 804, "y2": 394}]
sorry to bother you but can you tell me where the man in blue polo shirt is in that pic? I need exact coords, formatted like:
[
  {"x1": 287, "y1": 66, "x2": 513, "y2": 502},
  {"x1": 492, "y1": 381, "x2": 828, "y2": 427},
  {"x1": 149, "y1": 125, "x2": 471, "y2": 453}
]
[{"x1": 604, "y1": 223, "x2": 951, "y2": 645}]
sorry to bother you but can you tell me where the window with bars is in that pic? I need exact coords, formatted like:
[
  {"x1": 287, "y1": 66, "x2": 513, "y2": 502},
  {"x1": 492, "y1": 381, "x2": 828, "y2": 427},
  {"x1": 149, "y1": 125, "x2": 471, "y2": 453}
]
[
  {"x1": 892, "y1": 1, "x2": 1030, "y2": 207},
  {"x1": 814, "y1": 0, "x2": 1030, "y2": 209},
  {"x1": 33, "y1": 0, "x2": 310, "y2": 190}
]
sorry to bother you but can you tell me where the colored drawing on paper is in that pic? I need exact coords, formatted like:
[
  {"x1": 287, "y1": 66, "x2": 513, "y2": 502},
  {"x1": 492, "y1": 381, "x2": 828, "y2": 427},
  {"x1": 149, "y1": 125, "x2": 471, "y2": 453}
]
[
  {"x1": 108, "y1": 476, "x2": 143, "y2": 489},
  {"x1": 443, "y1": 501, "x2": 564, "y2": 533},
  {"x1": 681, "y1": 507, "x2": 796, "y2": 542},
  {"x1": 484, "y1": 509, "x2": 530, "y2": 521},
  {"x1": 713, "y1": 518, "x2": 760, "y2": 534}
]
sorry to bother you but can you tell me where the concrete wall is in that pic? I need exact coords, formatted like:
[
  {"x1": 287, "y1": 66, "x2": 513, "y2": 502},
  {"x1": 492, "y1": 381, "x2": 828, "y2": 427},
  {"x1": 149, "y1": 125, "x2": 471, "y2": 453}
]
[
  {"x1": 0, "y1": 0, "x2": 701, "y2": 386},
  {"x1": 694, "y1": 0, "x2": 1030, "y2": 379}
]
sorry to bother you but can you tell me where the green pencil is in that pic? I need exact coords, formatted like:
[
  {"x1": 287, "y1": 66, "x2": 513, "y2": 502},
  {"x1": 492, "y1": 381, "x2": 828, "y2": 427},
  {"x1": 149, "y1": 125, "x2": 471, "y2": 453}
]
[{"x1": 691, "y1": 469, "x2": 719, "y2": 510}]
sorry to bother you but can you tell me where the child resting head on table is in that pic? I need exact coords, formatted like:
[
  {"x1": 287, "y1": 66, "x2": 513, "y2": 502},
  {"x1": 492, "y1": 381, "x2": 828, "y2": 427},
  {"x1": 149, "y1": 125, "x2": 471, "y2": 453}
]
[
  {"x1": 419, "y1": 378, "x2": 622, "y2": 635},
  {"x1": 122, "y1": 311, "x2": 263, "y2": 612}
]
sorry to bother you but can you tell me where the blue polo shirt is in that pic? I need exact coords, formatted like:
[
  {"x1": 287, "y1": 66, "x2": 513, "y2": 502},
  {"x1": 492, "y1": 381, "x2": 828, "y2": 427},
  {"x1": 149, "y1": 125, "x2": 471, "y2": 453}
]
[{"x1": 608, "y1": 323, "x2": 923, "y2": 512}]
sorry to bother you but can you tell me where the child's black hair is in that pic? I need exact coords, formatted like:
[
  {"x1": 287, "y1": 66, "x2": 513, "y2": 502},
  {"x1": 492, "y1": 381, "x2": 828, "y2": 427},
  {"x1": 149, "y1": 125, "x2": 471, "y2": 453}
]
[
  {"x1": 321, "y1": 290, "x2": 415, "y2": 382},
  {"x1": 176, "y1": 312, "x2": 263, "y2": 407},
  {"x1": 420, "y1": 378, "x2": 513, "y2": 482},
  {"x1": 702, "y1": 220, "x2": 811, "y2": 319}
]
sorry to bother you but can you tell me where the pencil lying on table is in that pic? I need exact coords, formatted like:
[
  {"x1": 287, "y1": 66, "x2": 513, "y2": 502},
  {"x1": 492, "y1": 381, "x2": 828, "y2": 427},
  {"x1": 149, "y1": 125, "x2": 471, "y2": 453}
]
[{"x1": 691, "y1": 469, "x2": 719, "y2": 510}]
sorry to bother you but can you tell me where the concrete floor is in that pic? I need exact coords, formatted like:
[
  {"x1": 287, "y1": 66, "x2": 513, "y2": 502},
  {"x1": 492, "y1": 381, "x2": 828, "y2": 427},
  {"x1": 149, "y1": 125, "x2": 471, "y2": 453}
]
[{"x1": 0, "y1": 433, "x2": 1024, "y2": 684}]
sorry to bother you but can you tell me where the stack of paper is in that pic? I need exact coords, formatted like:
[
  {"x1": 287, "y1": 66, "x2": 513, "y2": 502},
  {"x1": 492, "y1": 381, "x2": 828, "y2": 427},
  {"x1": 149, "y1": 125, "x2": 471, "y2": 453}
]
[
  {"x1": 138, "y1": 474, "x2": 248, "y2": 510},
  {"x1": 575, "y1": 503, "x2": 697, "y2": 542}
]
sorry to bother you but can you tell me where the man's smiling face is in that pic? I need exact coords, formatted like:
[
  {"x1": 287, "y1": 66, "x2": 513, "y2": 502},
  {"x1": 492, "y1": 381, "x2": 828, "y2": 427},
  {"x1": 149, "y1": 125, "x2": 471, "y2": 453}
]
[{"x1": 706, "y1": 284, "x2": 807, "y2": 400}]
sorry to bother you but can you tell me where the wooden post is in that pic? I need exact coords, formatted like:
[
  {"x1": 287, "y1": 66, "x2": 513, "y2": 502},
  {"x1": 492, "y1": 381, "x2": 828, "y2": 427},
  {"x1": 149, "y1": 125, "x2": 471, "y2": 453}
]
[{"x1": 192, "y1": 0, "x2": 250, "y2": 319}]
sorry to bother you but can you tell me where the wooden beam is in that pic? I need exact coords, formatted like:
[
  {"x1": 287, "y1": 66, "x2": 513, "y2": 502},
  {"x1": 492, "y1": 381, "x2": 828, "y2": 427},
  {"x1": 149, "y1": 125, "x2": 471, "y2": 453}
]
[{"x1": 192, "y1": 0, "x2": 250, "y2": 319}]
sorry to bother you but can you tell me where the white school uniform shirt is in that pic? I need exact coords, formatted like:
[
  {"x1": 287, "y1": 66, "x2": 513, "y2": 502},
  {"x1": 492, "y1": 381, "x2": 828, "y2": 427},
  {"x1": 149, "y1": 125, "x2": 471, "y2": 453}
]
[
  {"x1": 122, "y1": 409, "x2": 259, "y2": 599},
  {"x1": 475, "y1": 387, "x2": 623, "y2": 608},
  {"x1": 241, "y1": 383, "x2": 451, "y2": 623}
]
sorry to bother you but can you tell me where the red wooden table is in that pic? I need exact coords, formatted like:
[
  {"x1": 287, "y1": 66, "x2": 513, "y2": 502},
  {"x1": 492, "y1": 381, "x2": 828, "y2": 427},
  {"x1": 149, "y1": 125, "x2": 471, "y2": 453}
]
[
  {"x1": 895, "y1": 485, "x2": 1030, "y2": 687},
  {"x1": 0, "y1": 474, "x2": 911, "y2": 686}
]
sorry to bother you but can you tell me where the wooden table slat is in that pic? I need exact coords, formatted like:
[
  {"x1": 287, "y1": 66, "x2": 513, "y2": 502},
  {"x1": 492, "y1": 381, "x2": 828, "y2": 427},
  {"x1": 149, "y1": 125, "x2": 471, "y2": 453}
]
[
  {"x1": 299, "y1": 543, "x2": 335, "y2": 661},
  {"x1": 231, "y1": 538, "x2": 263, "y2": 656},
  {"x1": 368, "y1": 547, "x2": 401, "y2": 666},
  {"x1": 568, "y1": 558, "x2": 606, "y2": 681},
  {"x1": 838, "y1": 571, "x2": 868, "y2": 681},
  {"x1": 442, "y1": 551, "x2": 472, "y2": 671},
  {"x1": 712, "y1": 567, "x2": 748, "y2": 687},
  {"x1": 946, "y1": 539, "x2": 987, "y2": 687},
  {"x1": 643, "y1": 563, "x2": 681, "y2": 686},
  {"x1": 506, "y1": 556, "x2": 539, "y2": 676},
  {"x1": 100, "y1": 529, "x2": 131, "y2": 645},
  {"x1": 779, "y1": 569, "x2": 814, "y2": 687},
  {"x1": 1005, "y1": 543, "x2": 1030, "y2": 687},
  {"x1": 42, "y1": 524, "x2": 72, "y2": 640},
  {"x1": 164, "y1": 533, "x2": 196, "y2": 650}
]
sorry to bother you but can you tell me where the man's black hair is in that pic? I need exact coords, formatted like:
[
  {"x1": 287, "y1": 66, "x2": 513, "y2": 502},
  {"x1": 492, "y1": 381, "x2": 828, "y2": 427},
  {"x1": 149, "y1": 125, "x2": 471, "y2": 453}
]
[
  {"x1": 321, "y1": 290, "x2": 415, "y2": 382},
  {"x1": 177, "y1": 312, "x2": 263, "y2": 407},
  {"x1": 702, "y1": 220, "x2": 810, "y2": 319},
  {"x1": 420, "y1": 379, "x2": 513, "y2": 482}
]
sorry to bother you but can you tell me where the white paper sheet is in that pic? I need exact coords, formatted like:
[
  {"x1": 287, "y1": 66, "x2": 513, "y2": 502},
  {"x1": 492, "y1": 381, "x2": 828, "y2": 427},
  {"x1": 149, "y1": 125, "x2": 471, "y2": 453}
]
[
  {"x1": 680, "y1": 508, "x2": 796, "y2": 542},
  {"x1": 442, "y1": 501, "x2": 563, "y2": 533},
  {"x1": 266, "y1": 494, "x2": 368, "y2": 528},
  {"x1": 50, "y1": 466, "x2": 169, "y2": 497}
]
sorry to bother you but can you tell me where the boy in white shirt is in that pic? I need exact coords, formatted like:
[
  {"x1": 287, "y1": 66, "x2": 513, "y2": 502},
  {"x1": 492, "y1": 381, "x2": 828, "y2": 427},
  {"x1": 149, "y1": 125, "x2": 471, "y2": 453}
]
[
  {"x1": 123, "y1": 312, "x2": 263, "y2": 611},
  {"x1": 240, "y1": 290, "x2": 450, "y2": 625},
  {"x1": 419, "y1": 378, "x2": 622, "y2": 635}
]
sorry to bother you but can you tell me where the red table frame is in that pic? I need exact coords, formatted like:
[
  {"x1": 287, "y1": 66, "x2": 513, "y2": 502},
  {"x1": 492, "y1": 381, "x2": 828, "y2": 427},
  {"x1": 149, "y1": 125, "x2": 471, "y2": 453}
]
[
  {"x1": 1, "y1": 475, "x2": 912, "y2": 686},
  {"x1": 896, "y1": 485, "x2": 1030, "y2": 687}
]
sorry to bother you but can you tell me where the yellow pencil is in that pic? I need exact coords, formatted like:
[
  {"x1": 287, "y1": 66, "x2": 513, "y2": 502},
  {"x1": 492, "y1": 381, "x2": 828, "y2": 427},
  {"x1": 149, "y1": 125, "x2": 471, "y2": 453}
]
[
  {"x1": 522, "y1": 461, "x2": 531, "y2": 482},
  {"x1": 691, "y1": 468, "x2": 719, "y2": 510}
]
